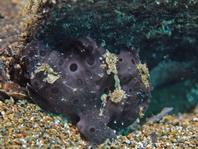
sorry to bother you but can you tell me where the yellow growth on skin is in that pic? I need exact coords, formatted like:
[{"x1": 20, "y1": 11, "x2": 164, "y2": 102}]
[
  {"x1": 101, "y1": 50, "x2": 127, "y2": 104},
  {"x1": 31, "y1": 63, "x2": 60, "y2": 84},
  {"x1": 109, "y1": 88, "x2": 127, "y2": 103},
  {"x1": 136, "y1": 63, "x2": 150, "y2": 88},
  {"x1": 103, "y1": 50, "x2": 118, "y2": 74},
  {"x1": 109, "y1": 74, "x2": 127, "y2": 103},
  {"x1": 139, "y1": 106, "x2": 144, "y2": 118}
]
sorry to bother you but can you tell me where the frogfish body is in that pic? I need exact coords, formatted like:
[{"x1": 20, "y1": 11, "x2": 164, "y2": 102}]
[{"x1": 23, "y1": 36, "x2": 151, "y2": 146}]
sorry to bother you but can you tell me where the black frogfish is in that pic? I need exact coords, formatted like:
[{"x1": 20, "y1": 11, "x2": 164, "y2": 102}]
[{"x1": 23, "y1": 36, "x2": 151, "y2": 146}]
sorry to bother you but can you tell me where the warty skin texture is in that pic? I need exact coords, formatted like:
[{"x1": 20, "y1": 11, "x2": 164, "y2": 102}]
[{"x1": 23, "y1": 36, "x2": 151, "y2": 146}]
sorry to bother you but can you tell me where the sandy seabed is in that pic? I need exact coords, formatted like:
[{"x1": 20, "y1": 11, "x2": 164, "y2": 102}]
[{"x1": 0, "y1": 98, "x2": 197, "y2": 149}]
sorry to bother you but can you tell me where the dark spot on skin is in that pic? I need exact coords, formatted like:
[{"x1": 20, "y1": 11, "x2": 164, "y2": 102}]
[
  {"x1": 36, "y1": 72, "x2": 44, "y2": 78},
  {"x1": 58, "y1": 59, "x2": 64, "y2": 66},
  {"x1": 104, "y1": 87, "x2": 109, "y2": 94},
  {"x1": 73, "y1": 99, "x2": 79, "y2": 104},
  {"x1": 119, "y1": 58, "x2": 123, "y2": 62},
  {"x1": 33, "y1": 80, "x2": 39, "y2": 87},
  {"x1": 40, "y1": 50, "x2": 46, "y2": 56},
  {"x1": 128, "y1": 88, "x2": 132, "y2": 93},
  {"x1": 70, "y1": 63, "x2": 78, "y2": 71},
  {"x1": 131, "y1": 59, "x2": 135, "y2": 64},
  {"x1": 87, "y1": 56, "x2": 95, "y2": 65},
  {"x1": 89, "y1": 127, "x2": 96, "y2": 133},
  {"x1": 77, "y1": 78, "x2": 83, "y2": 86},
  {"x1": 87, "y1": 116, "x2": 92, "y2": 121}
]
